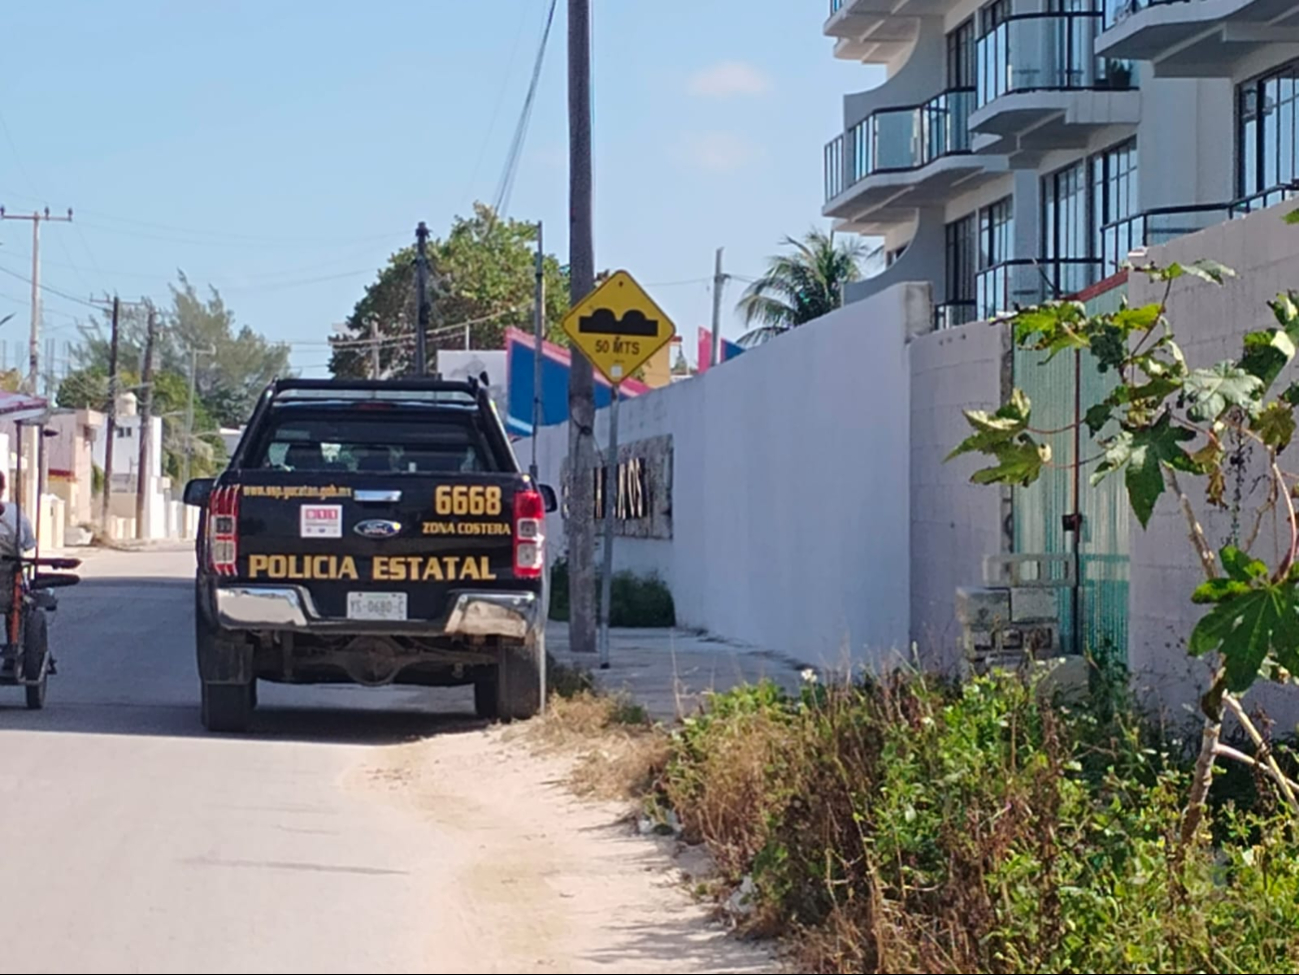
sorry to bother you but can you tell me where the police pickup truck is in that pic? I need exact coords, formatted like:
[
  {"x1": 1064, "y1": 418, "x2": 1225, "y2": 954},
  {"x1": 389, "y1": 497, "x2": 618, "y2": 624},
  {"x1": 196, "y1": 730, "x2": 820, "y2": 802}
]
[{"x1": 183, "y1": 376, "x2": 556, "y2": 733}]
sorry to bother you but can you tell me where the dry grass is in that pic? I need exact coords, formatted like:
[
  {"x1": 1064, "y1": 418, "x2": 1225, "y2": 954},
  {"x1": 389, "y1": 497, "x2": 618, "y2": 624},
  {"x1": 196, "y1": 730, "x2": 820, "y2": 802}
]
[{"x1": 528, "y1": 667, "x2": 671, "y2": 802}]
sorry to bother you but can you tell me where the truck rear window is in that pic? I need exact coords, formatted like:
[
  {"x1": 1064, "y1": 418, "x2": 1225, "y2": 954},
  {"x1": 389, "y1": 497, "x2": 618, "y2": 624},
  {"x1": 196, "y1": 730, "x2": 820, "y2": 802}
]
[{"x1": 249, "y1": 412, "x2": 495, "y2": 474}]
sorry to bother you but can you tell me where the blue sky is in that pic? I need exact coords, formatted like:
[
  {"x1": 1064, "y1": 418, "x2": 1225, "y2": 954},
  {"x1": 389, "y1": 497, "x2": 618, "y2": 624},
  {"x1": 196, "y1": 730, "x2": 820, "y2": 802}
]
[{"x1": 0, "y1": 1, "x2": 879, "y2": 378}]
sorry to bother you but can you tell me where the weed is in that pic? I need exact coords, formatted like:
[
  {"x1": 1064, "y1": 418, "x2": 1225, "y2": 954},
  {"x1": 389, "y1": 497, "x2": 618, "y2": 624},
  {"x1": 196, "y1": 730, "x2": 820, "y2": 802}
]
[
  {"x1": 654, "y1": 669, "x2": 1299, "y2": 973},
  {"x1": 548, "y1": 557, "x2": 676, "y2": 627}
]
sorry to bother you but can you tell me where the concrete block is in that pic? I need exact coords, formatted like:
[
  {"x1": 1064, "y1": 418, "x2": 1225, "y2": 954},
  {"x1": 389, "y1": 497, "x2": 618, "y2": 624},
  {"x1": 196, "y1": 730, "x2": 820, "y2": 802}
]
[
  {"x1": 955, "y1": 586, "x2": 1010, "y2": 626},
  {"x1": 1010, "y1": 586, "x2": 1059, "y2": 622},
  {"x1": 1034, "y1": 655, "x2": 1090, "y2": 705},
  {"x1": 984, "y1": 553, "x2": 1074, "y2": 588}
]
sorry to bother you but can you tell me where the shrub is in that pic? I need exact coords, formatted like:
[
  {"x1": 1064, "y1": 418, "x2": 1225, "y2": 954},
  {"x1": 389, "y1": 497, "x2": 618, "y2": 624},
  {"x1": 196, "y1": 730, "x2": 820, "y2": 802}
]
[
  {"x1": 656, "y1": 669, "x2": 1299, "y2": 974},
  {"x1": 547, "y1": 556, "x2": 676, "y2": 627}
]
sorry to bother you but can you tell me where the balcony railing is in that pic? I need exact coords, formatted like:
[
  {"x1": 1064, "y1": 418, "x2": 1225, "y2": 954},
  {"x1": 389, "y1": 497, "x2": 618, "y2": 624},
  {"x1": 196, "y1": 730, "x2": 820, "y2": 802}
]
[
  {"x1": 1102, "y1": 0, "x2": 1195, "y2": 31},
  {"x1": 823, "y1": 87, "x2": 975, "y2": 203},
  {"x1": 1099, "y1": 185, "x2": 1299, "y2": 271},
  {"x1": 975, "y1": 258, "x2": 1106, "y2": 318},
  {"x1": 935, "y1": 300, "x2": 979, "y2": 330},
  {"x1": 976, "y1": 12, "x2": 1135, "y2": 110},
  {"x1": 831, "y1": 0, "x2": 847, "y2": 13},
  {"x1": 825, "y1": 135, "x2": 845, "y2": 203}
]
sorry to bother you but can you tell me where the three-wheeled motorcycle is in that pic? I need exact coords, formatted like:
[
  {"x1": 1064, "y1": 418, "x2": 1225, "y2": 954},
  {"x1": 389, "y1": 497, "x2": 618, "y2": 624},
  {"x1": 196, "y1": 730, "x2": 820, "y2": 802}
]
[
  {"x1": 0, "y1": 553, "x2": 81, "y2": 708},
  {"x1": 0, "y1": 415, "x2": 81, "y2": 708}
]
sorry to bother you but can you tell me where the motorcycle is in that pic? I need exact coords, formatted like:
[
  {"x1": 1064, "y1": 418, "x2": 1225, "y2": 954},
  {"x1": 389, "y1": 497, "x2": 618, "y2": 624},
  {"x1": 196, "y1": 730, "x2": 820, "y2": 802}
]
[{"x1": 0, "y1": 553, "x2": 81, "y2": 709}]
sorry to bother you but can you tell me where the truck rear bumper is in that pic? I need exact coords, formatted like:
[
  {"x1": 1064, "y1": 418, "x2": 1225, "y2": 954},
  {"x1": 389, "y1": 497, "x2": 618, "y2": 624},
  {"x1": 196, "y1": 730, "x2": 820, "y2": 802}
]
[{"x1": 214, "y1": 585, "x2": 539, "y2": 641}]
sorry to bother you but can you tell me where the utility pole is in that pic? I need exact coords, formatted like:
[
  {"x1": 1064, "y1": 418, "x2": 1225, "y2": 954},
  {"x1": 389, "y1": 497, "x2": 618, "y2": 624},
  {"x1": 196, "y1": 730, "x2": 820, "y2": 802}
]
[
  {"x1": 369, "y1": 318, "x2": 381, "y2": 379},
  {"x1": 100, "y1": 296, "x2": 121, "y2": 535},
  {"x1": 414, "y1": 221, "x2": 431, "y2": 376},
  {"x1": 710, "y1": 247, "x2": 728, "y2": 368},
  {"x1": 0, "y1": 206, "x2": 73, "y2": 396},
  {"x1": 567, "y1": 0, "x2": 598, "y2": 656},
  {"x1": 182, "y1": 344, "x2": 215, "y2": 490},
  {"x1": 135, "y1": 302, "x2": 158, "y2": 540},
  {"x1": 530, "y1": 221, "x2": 545, "y2": 482}
]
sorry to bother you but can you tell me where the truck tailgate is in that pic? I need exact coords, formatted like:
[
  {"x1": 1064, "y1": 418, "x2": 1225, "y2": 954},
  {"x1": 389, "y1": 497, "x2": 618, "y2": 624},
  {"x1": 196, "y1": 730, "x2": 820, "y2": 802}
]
[{"x1": 231, "y1": 471, "x2": 527, "y2": 622}]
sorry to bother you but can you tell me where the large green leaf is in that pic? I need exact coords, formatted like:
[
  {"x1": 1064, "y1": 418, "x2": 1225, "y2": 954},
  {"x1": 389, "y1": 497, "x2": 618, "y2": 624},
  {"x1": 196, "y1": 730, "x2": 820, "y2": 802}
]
[
  {"x1": 1253, "y1": 401, "x2": 1297, "y2": 452},
  {"x1": 969, "y1": 440, "x2": 1051, "y2": 487},
  {"x1": 1189, "y1": 585, "x2": 1299, "y2": 692},
  {"x1": 1012, "y1": 304, "x2": 1089, "y2": 361},
  {"x1": 947, "y1": 389, "x2": 1032, "y2": 460},
  {"x1": 1184, "y1": 362, "x2": 1264, "y2": 422},
  {"x1": 1093, "y1": 414, "x2": 1197, "y2": 528},
  {"x1": 1221, "y1": 545, "x2": 1268, "y2": 582},
  {"x1": 1111, "y1": 303, "x2": 1162, "y2": 333},
  {"x1": 1239, "y1": 328, "x2": 1297, "y2": 391},
  {"x1": 1188, "y1": 547, "x2": 1299, "y2": 692}
]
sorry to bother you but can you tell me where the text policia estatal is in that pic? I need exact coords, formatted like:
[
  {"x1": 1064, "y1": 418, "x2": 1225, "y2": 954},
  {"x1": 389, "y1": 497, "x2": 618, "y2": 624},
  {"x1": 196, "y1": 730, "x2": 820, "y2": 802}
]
[{"x1": 246, "y1": 553, "x2": 498, "y2": 582}]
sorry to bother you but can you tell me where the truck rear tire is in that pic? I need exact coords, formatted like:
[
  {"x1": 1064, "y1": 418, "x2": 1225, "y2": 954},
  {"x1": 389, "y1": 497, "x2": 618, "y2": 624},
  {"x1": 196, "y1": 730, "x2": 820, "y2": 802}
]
[
  {"x1": 495, "y1": 638, "x2": 542, "y2": 722},
  {"x1": 201, "y1": 681, "x2": 253, "y2": 733}
]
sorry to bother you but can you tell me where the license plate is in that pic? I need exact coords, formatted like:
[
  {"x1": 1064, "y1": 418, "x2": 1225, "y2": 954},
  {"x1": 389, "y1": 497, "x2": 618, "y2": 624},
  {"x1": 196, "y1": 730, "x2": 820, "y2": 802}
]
[{"x1": 347, "y1": 591, "x2": 408, "y2": 621}]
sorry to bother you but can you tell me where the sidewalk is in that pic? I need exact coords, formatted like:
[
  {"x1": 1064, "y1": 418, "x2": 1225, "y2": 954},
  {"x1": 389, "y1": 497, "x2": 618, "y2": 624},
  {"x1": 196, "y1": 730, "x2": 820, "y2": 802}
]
[{"x1": 546, "y1": 623, "x2": 810, "y2": 721}]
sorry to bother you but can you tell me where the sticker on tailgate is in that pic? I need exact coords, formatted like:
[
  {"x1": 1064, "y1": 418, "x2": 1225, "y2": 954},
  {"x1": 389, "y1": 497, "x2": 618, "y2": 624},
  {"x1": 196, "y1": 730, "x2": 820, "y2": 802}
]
[{"x1": 300, "y1": 504, "x2": 343, "y2": 538}]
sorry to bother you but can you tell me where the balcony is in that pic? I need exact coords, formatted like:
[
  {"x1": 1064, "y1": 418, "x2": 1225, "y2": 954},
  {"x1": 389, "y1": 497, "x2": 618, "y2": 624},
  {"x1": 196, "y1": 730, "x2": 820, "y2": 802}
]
[
  {"x1": 824, "y1": 88, "x2": 1006, "y2": 233},
  {"x1": 824, "y1": 0, "x2": 952, "y2": 65},
  {"x1": 1097, "y1": 0, "x2": 1299, "y2": 78},
  {"x1": 1099, "y1": 185, "x2": 1299, "y2": 269},
  {"x1": 975, "y1": 258, "x2": 1106, "y2": 318},
  {"x1": 970, "y1": 12, "x2": 1140, "y2": 157}
]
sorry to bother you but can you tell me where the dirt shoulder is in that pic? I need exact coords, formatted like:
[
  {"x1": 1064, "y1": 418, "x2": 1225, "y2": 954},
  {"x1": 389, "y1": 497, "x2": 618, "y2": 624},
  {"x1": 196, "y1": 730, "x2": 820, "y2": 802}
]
[{"x1": 353, "y1": 723, "x2": 777, "y2": 975}]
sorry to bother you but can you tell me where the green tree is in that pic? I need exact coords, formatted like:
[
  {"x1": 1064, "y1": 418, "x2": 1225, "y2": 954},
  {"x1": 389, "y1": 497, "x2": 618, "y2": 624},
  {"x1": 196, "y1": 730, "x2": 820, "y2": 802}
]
[
  {"x1": 57, "y1": 364, "x2": 228, "y2": 480},
  {"x1": 734, "y1": 228, "x2": 874, "y2": 347},
  {"x1": 948, "y1": 218, "x2": 1299, "y2": 843},
  {"x1": 329, "y1": 203, "x2": 570, "y2": 378},
  {"x1": 73, "y1": 273, "x2": 291, "y2": 427}
]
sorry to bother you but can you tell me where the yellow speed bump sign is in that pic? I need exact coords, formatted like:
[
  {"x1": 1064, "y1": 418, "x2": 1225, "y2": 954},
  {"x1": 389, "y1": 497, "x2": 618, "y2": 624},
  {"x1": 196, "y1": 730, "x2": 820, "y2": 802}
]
[{"x1": 561, "y1": 270, "x2": 676, "y2": 385}]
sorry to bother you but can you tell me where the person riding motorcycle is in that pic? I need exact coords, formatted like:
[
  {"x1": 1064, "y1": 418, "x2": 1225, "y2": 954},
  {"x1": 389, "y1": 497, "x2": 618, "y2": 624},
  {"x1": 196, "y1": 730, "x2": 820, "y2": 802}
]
[{"x1": 0, "y1": 470, "x2": 46, "y2": 675}]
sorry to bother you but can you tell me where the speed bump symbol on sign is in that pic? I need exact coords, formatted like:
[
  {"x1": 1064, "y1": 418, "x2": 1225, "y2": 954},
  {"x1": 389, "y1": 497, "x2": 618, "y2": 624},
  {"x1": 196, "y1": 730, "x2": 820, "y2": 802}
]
[{"x1": 561, "y1": 270, "x2": 677, "y2": 385}]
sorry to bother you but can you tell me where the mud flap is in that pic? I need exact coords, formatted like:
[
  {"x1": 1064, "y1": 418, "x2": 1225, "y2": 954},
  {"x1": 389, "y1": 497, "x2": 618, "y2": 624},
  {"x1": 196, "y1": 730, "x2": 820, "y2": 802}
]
[{"x1": 195, "y1": 614, "x2": 253, "y2": 684}]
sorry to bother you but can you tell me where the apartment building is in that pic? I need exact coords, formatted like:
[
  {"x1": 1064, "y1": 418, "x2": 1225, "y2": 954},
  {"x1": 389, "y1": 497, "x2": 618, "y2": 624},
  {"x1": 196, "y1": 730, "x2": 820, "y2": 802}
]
[{"x1": 822, "y1": 0, "x2": 1299, "y2": 326}]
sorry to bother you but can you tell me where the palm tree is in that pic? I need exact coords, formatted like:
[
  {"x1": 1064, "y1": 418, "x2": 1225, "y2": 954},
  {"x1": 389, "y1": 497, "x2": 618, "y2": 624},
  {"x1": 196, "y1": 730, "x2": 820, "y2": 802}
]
[{"x1": 735, "y1": 229, "x2": 876, "y2": 347}]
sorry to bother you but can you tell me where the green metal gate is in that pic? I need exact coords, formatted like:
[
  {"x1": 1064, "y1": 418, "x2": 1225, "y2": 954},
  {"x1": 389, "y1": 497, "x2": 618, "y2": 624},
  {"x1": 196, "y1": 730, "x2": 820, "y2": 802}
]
[{"x1": 1012, "y1": 277, "x2": 1130, "y2": 661}]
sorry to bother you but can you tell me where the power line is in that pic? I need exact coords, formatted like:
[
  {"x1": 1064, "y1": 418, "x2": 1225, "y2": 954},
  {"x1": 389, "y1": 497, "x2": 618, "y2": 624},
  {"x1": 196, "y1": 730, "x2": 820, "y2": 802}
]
[
  {"x1": 0, "y1": 262, "x2": 99, "y2": 309},
  {"x1": 461, "y1": 5, "x2": 534, "y2": 207},
  {"x1": 491, "y1": 0, "x2": 560, "y2": 218}
]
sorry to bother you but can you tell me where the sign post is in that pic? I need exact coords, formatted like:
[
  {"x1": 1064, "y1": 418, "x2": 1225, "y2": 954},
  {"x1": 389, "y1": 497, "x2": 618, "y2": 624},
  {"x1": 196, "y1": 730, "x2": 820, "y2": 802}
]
[{"x1": 561, "y1": 270, "x2": 676, "y2": 668}]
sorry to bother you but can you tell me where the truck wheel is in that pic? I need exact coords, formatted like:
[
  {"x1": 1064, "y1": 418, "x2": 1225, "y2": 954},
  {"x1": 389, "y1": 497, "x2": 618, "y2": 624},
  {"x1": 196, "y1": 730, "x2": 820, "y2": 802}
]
[
  {"x1": 495, "y1": 637, "x2": 542, "y2": 722},
  {"x1": 201, "y1": 681, "x2": 253, "y2": 733},
  {"x1": 23, "y1": 611, "x2": 48, "y2": 711}
]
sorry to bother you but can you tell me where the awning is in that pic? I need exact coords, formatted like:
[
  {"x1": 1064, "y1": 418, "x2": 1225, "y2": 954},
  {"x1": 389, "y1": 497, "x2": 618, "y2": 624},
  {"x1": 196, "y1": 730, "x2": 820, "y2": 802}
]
[{"x1": 0, "y1": 390, "x2": 49, "y2": 423}]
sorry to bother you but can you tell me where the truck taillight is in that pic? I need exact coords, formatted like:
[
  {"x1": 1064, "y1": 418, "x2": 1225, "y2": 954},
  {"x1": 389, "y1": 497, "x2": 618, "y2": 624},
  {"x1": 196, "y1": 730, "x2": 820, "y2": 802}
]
[
  {"x1": 513, "y1": 488, "x2": 545, "y2": 579},
  {"x1": 207, "y1": 485, "x2": 240, "y2": 576}
]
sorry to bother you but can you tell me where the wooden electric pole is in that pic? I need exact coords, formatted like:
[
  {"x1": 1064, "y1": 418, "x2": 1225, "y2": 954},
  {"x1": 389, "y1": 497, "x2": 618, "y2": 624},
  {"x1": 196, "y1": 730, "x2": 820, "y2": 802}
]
[
  {"x1": 0, "y1": 206, "x2": 73, "y2": 396},
  {"x1": 100, "y1": 296, "x2": 121, "y2": 535},
  {"x1": 135, "y1": 302, "x2": 157, "y2": 540},
  {"x1": 414, "y1": 221, "x2": 431, "y2": 376},
  {"x1": 567, "y1": 0, "x2": 598, "y2": 656}
]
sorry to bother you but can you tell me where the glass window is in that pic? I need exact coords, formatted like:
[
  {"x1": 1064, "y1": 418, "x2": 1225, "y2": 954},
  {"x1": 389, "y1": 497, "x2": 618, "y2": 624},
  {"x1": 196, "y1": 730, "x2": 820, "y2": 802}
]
[
  {"x1": 250, "y1": 414, "x2": 493, "y2": 473},
  {"x1": 1042, "y1": 159, "x2": 1092, "y2": 296},
  {"x1": 947, "y1": 18, "x2": 976, "y2": 89},
  {"x1": 1237, "y1": 58, "x2": 1299, "y2": 202},
  {"x1": 1091, "y1": 138, "x2": 1139, "y2": 273},
  {"x1": 945, "y1": 214, "x2": 976, "y2": 308}
]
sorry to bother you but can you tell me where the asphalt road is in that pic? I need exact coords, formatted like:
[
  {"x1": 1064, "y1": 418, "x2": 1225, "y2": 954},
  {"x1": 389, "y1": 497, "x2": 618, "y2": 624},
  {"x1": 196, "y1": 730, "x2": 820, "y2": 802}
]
[{"x1": 0, "y1": 547, "x2": 771, "y2": 975}]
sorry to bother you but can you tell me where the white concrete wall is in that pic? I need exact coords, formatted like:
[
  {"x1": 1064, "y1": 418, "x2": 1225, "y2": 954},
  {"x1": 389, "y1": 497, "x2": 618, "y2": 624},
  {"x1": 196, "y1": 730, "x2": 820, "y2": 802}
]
[
  {"x1": 522, "y1": 283, "x2": 927, "y2": 668},
  {"x1": 1126, "y1": 199, "x2": 1299, "y2": 729},
  {"x1": 908, "y1": 320, "x2": 1009, "y2": 666}
]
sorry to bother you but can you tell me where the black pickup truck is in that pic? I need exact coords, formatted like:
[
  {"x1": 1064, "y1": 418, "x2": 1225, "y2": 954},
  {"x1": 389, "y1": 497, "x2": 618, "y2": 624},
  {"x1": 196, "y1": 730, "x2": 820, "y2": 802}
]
[{"x1": 183, "y1": 376, "x2": 557, "y2": 733}]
